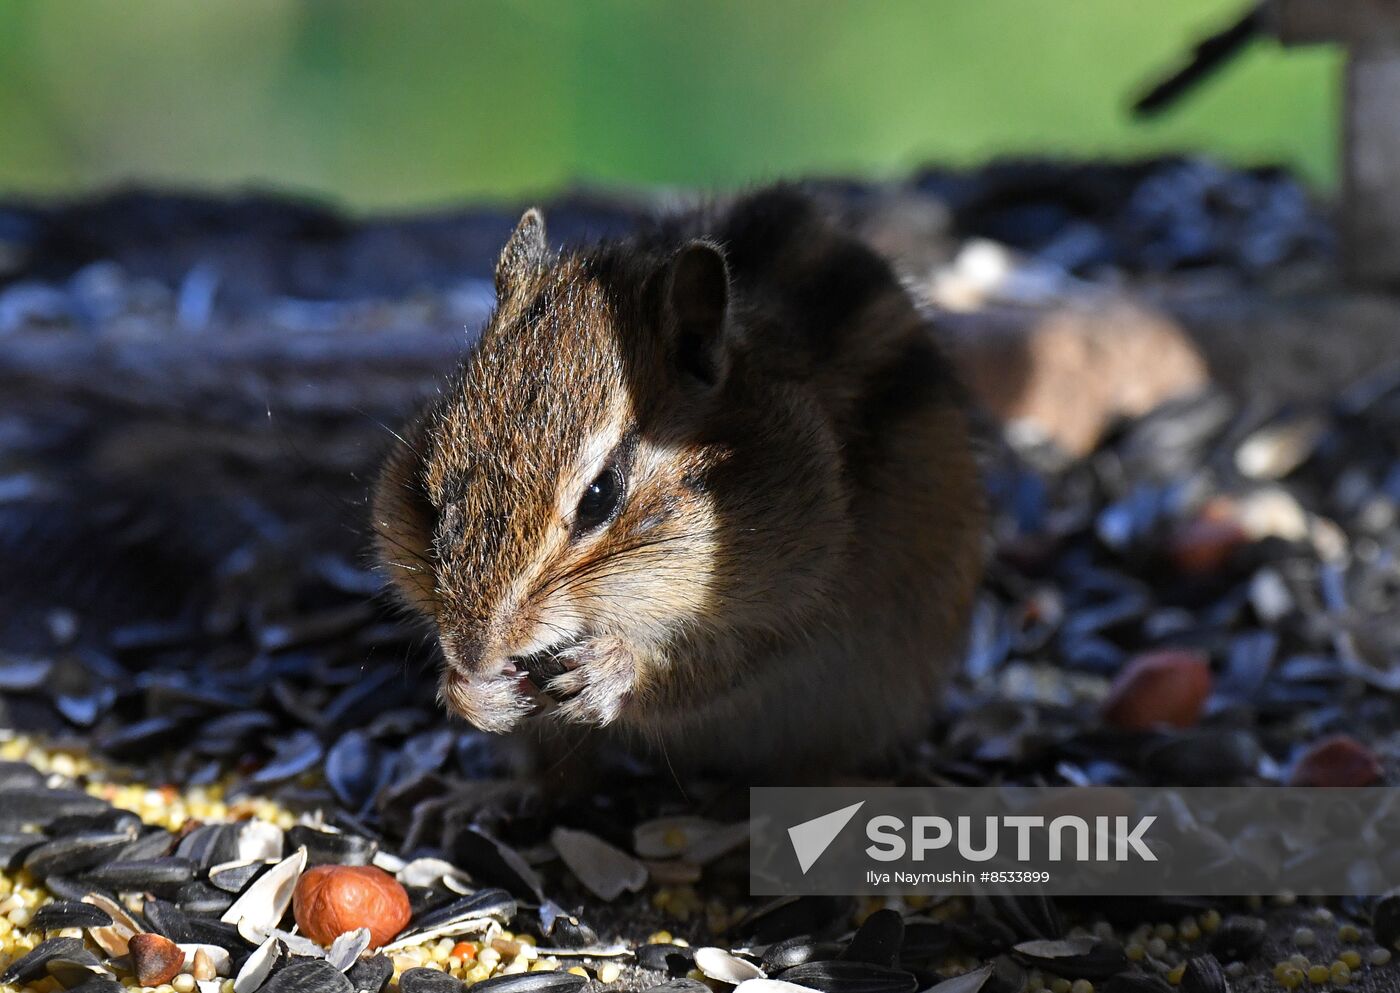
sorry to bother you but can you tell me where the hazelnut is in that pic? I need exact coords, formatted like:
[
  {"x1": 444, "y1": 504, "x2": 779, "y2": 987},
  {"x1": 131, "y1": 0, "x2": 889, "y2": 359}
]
[
  {"x1": 129, "y1": 932, "x2": 184, "y2": 986},
  {"x1": 292, "y1": 864, "x2": 412, "y2": 947},
  {"x1": 1289, "y1": 735, "x2": 1382, "y2": 787},
  {"x1": 1103, "y1": 649, "x2": 1212, "y2": 730}
]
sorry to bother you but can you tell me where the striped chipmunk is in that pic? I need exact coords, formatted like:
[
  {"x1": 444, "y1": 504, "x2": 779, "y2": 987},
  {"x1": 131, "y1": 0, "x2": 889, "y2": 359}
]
[{"x1": 372, "y1": 186, "x2": 985, "y2": 785}]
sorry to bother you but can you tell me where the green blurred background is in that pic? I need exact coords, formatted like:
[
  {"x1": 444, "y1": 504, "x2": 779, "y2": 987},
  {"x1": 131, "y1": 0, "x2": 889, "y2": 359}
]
[{"x1": 0, "y1": 0, "x2": 1341, "y2": 212}]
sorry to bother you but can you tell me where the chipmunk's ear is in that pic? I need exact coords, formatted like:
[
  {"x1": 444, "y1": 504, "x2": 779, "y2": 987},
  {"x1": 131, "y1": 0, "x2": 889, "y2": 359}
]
[
  {"x1": 664, "y1": 240, "x2": 730, "y2": 387},
  {"x1": 495, "y1": 208, "x2": 549, "y2": 299}
]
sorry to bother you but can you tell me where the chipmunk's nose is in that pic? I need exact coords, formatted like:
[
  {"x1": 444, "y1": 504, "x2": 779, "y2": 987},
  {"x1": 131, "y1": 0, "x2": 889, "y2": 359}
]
[{"x1": 439, "y1": 630, "x2": 496, "y2": 676}]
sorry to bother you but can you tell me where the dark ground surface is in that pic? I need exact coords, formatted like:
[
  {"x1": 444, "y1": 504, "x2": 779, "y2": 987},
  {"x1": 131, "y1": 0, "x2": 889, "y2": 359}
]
[{"x1": 1, "y1": 162, "x2": 1399, "y2": 992}]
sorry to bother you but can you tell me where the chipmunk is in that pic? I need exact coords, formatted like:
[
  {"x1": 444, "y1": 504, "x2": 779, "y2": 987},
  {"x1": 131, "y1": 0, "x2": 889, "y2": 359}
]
[{"x1": 372, "y1": 187, "x2": 984, "y2": 783}]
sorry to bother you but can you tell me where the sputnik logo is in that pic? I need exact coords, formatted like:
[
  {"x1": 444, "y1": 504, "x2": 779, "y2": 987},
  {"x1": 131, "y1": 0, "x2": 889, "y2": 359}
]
[{"x1": 787, "y1": 801, "x2": 865, "y2": 874}]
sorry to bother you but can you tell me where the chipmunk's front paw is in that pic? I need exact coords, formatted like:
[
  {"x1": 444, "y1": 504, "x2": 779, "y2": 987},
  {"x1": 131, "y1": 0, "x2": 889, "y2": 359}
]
[{"x1": 547, "y1": 636, "x2": 636, "y2": 727}]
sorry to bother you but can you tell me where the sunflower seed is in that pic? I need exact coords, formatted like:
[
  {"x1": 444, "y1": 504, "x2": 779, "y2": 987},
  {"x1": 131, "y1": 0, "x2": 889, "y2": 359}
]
[
  {"x1": 345, "y1": 954, "x2": 394, "y2": 993},
  {"x1": 640, "y1": 942, "x2": 697, "y2": 975},
  {"x1": 24, "y1": 833, "x2": 135, "y2": 879},
  {"x1": 289, "y1": 824, "x2": 376, "y2": 867},
  {"x1": 920, "y1": 967, "x2": 995, "y2": 993},
  {"x1": 775, "y1": 960, "x2": 918, "y2": 993},
  {"x1": 383, "y1": 889, "x2": 515, "y2": 949},
  {"x1": 32, "y1": 901, "x2": 114, "y2": 931},
  {"x1": 467, "y1": 971, "x2": 589, "y2": 993},
  {"x1": 80, "y1": 857, "x2": 197, "y2": 893},
  {"x1": 1103, "y1": 975, "x2": 1173, "y2": 993},
  {"x1": 259, "y1": 958, "x2": 354, "y2": 993},
  {"x1": 177, "y1": 880, "x2": 236, "y2": 915},
  {"x1": 142, "y1": 898, "x2": 194, "y2": 942},
  {"x1": 208, "y1": 858, "x2": 273, "y2": 894},
  {"x1": 1180, "y1": 955, "x2": 1229, "y2": 993},
  {"x1": 761, "y1": 937, "x2": 843, "y2": 973},
  {"x1": 176, "y1": 823, "x2": 241, "y2": 869},
  {"x1": 1012, "y1": 938, "x2": 1128, "y2": 980},
  {"x1": 841, "y1": 909, "x2": 903, "y2": 967},
  {"x1": 642, "y1": 982, "x2": 710, "y2": 993},
  {"x1": 1, "y1": 936, "x2": 86, "y2": 984},
  {"x1": 398, "y1": 968, "x2": 467, "y2": 992},
  {"x1": 1207, "y1": 916, "x2": 1265, "y2": 963},
  {"x1": 550, "y1": 827, "x2": 647, "y2": 902}
]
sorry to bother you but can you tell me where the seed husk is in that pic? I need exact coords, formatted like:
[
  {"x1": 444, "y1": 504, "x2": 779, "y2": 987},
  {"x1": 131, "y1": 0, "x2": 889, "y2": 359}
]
[{"x1": 694, "y1": 947, "x2": 765, "y2": 984}]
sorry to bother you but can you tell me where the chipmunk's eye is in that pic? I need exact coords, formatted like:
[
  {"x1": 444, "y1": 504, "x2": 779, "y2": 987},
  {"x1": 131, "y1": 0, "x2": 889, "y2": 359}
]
[{"x1": 574, "y1": 467, "x2": 623, "y2": 534}]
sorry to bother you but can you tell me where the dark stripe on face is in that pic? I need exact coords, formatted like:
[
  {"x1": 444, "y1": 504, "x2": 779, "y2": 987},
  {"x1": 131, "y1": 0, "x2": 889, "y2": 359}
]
[
  {"x1": 848, "y1": 336, "x2": 961, "y2": 479},
  {"x1": 718, "y1": 187, "x2": 817, "y2": 279},
  {"x1": 789, "y1": 240, "x2": 896, "y2": 352}
]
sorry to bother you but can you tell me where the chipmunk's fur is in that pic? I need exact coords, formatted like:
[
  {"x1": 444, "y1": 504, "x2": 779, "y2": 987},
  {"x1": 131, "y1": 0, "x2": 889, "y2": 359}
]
[{"x1": 373, "y1": 187, "x2": 984, "y2": 782}]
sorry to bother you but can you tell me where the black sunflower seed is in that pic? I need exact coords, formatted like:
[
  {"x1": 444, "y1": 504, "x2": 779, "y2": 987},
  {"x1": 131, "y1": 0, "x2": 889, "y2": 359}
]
[
  {"x1": 447, "y1": 826, "x2": 546, "y2": 903},
  {"x1": 407, "y1": 889, "x2": 517, "y2": 933},
  {"x1": 261, "y1": 958, "x2": 355, "y2": 993},
  {"x1": 899, "y1": 921, "x2": 953, "y2": 963},
  {"x1": 0, "y1": 656, "x2": 53, "y2": 691},
  {"x1": 177, "y1": 880, "x2": 235, "y2": 915},
  {"x1": 80, "y1": 856, "x2": 196, "y2": 893},
  {"x1": 63, "y1": 978, "x2": 123, "y2": 993},
  {"x1": 843, "y1": 908, "x2": 905, "y2": 967},
  {"x1": 0, "y1": 936, "x2": 86, "y2": 984},
  {"x1": 1103, "y1": 972, "x2": 1174, "y2": 993},
  {"x1": 398, "y1": 968, "x2": 468, "y2": 993},
  {"x1": 642, "y1": 983, "x2": 710, "y2": 993},
  {"x1": 252, "y1": 729, "x2": 324, "y2": 785},
  {"x1": 778, "y1": 960, "x2": 920, "y2": 993},
  {"x1": 0, "y1": 761, "x2": 45, "y2": 791},
  {"x1": 184, "y1": 917, "x2": 246, "y2": 950},
  {"x1": 737, "y1": 895, "x2": 855, "y2": 943},
  {"x1": 468, "y1": 971, "x2": 589, "y2": 993},
  {"x1": 346, "y1": 954, "x2": 394, "y2": 993},
  {"x1": 1012, "y1": 938, "x2": 1129, "y2": 980},
  {"x1": 1180, "y1": 955, "x2": 1229, "y2": 993},
  {"x1": 31, "y1": 901, "x2": 113, "y2": 931},
  {"x1": 1374, "y1": 892, "x2": 1400, "y2": 950},
  {"x1": 640, "y1": 942, "x2": 697, "y2": 976},
  {"x1": 1207, "y1": 916, "x2": 1266, "y2": 963},
  {"x1": 41, "y1": 875, "x2": 101, "y2": 902},
  {"x1": 113, "y1": 828, "x2": 176, "y2": 863},
  {"x1": 763, "y1": 936, "x2": 844, "y2": 972},
  {"x1": 23, "y1": 832, "x2": 134, "y2": 878},
  {"x1": 543, "y1": 912, "x2": 597, "y2": 949},
  {"x1": 142, "y1": 897, "x2": 195, "y2": 941},
  {"x1": 209, "y1": 859, "x2": 269, "y2": 893},
  {"x1": 287, "y1": 824, "x2": 377, "y2": 866},
  {"x1": 175, "y1": 822, "x2": 240, "y2": 868},
  {"x1": 0, "y1": 787, "x2": 109, "y2": 825},
  {"x1": 43, "y1": 809, "x2": 142, "y2": 838}
]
